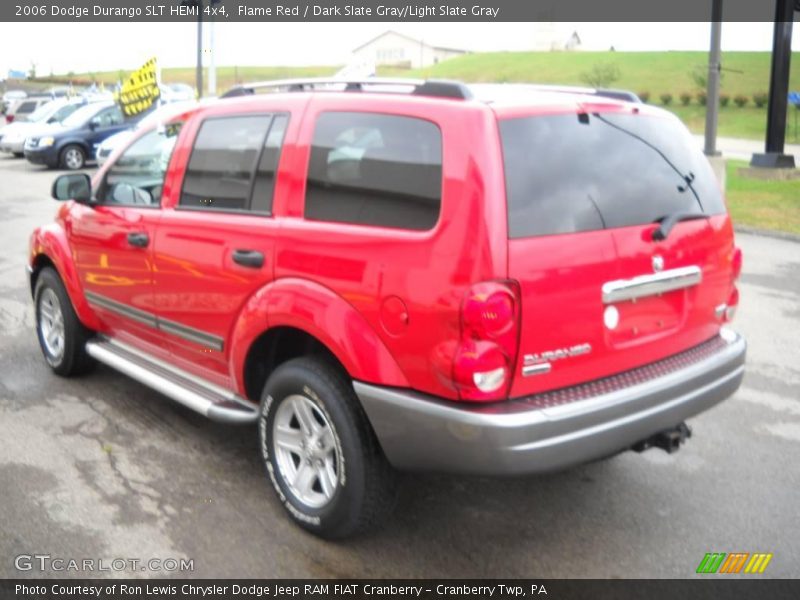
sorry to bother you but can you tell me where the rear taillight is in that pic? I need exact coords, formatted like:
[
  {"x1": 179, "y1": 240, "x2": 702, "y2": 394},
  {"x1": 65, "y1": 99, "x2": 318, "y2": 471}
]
[
  {"x1": 723, "y1": 246, "x2": 742, "y2": 322},
  {"x1": 453, "y1": 281, "x2": 520, "y2": 402},
  {"x1": 5, "y1": 115, "x2": 13, "y2": 124}
]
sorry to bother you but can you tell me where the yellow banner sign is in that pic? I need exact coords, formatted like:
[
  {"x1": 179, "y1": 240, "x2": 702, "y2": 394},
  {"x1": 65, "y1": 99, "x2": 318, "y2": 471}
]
[{"x1": 116, "y1": 57, "x2": 160, "y2": 118}]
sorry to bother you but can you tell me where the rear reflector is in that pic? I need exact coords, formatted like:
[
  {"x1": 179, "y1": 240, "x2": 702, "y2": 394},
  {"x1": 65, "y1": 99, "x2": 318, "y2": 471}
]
[
  {"x1": 724, "y1": 287, "x2": 739, "y2": 322},
  {"x1": 731, "y1": 247, "x2": 743, "y2": 281}
]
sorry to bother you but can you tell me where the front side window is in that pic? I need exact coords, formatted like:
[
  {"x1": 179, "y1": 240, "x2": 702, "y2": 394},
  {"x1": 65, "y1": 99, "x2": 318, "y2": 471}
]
[
  {"x1": 304, "y1": 112, "x2": 442, "y2": 231},
  {"x1": 180, "y1": 114, "x2": 287, "y2": 212},
  {"x1": 94, "y1": 106, "x2": 124, "y2": 127},
  {"x1": 100, "y1": 124, "x2": 182, "y2": 206}
]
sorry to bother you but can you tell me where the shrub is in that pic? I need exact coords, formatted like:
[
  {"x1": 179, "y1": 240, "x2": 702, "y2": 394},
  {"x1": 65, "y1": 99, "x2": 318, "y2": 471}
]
[
  {"x1": 679, "y1": 92, "x2": 692, "y2": 106},
  {"x1": 638, "y1": 91, "x2": 650, "y2": 103},
  {"x1": 734, "y1": 95, "x2": 749, "y2": 108},
  {"x1": 719, "y1": 94, "x2": 730, "y2": 107},
  {"x1": 753, "y1": 92, "x2": 768, "y2": 108},
  {"x1": 696, "y1": 91, "x2": 708, "y2": 106},
  {"x1": 659, "y1": 93, "x2": 673, "y2": 106}
]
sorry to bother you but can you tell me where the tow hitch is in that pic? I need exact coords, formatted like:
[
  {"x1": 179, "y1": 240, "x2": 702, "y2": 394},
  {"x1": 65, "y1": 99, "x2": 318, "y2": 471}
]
[{"x1": 632, "y1": 423, "x2": 692, "y2": 454}]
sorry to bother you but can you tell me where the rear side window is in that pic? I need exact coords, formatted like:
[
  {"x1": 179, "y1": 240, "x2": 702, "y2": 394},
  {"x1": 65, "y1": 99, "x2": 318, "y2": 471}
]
[
  {"x1": 15, "y1": 101, "x2": 37, "y2": 114},
  {"x1": 305, "y1": 112, "x2": 442, "y2": 231},
  {"x1": 500, "y1": 113, "x2": 726, "y2": 238},
  {"x1": 180, "y1": 114, "x2": 288, "y2": 213}
]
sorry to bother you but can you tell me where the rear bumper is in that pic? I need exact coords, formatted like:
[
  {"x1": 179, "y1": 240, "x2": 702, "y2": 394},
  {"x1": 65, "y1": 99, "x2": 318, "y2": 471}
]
[
  {"x1": 356, "y1": 329, "x2": 746, "y2": 476},
  {"x1": 0, "y1": 139, "x2": 24, "y2": 153}
]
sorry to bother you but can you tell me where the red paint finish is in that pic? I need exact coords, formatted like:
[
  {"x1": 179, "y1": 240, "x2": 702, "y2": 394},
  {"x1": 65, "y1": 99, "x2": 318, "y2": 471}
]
[{"x1": 29, "y1": 89, "x2": 740, "y2": 406}]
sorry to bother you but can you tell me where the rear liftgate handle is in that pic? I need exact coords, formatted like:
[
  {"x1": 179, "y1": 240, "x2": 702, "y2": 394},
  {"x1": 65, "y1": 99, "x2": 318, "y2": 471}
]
[{"x1": 232, "y1": 249, "x2": 265, "y2": 269}]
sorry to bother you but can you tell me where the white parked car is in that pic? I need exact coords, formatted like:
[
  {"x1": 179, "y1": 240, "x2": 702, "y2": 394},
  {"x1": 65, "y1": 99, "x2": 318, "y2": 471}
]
[
  {"x1": 0, "y1": 98, "x2": 88, "y2": 156},
  {"x1": 1, "y1": 89, "x2": 27, "y2": 113}
]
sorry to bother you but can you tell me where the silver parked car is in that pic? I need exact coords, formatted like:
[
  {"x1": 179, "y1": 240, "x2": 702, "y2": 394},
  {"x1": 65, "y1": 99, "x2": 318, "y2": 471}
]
[{"x1": 0, "y1": 98, "x2": 88, "y2": 156}]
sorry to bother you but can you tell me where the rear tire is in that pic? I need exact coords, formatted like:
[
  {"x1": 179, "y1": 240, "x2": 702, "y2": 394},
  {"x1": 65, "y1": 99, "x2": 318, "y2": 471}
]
[
  {"x1": 12, "y1": 152, "x2": 23, "y2": 158},
  {"x1": 60, "y1": 144, "x2": 85, "y2": 170},
  {"x1": 259, "y1": 357, "x2": 397, "y2": 539},
  {"x1": 34, "y1": 267, "x2": 95, "y2": 376}
]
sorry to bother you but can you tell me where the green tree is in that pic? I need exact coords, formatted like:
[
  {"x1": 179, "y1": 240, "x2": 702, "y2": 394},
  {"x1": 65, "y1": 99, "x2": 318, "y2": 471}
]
[{"x1": 580, "y1": 63, "x2": 620, "y2": 89}]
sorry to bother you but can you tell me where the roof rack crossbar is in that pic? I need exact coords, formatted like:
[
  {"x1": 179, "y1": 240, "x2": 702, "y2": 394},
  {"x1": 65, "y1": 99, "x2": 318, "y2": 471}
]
[{"x1": 220, "y1": 78, "x2": 473, "y2": 100}]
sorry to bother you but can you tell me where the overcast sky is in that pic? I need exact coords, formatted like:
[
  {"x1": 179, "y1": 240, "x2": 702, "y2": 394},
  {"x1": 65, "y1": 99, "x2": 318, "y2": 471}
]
[{"x1": 0, "y1": 22, "x2": 792, "y2": 76}]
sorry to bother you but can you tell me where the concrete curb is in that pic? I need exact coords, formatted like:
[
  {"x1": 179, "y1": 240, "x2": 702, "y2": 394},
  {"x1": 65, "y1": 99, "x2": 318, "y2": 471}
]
[{"x1": 734, "y1": 224, "x2": 800, "y2": 244}]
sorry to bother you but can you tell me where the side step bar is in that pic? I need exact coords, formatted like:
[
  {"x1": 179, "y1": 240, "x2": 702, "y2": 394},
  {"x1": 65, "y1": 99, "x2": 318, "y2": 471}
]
[{"x1": 85, "y1": 338, "x2": 258, "y2": 425}]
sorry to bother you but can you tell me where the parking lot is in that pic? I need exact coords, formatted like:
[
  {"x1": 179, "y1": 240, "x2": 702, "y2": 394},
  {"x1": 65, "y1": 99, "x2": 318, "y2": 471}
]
[{"x1": 0, "y1": 154, "x2": 798, "y2": 578}]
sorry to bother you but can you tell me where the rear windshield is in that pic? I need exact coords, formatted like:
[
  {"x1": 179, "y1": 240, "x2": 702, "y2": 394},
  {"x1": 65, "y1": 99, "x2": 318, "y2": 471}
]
[{"x1": 499, "y1": 112, "x2": 725, "y2": 239}]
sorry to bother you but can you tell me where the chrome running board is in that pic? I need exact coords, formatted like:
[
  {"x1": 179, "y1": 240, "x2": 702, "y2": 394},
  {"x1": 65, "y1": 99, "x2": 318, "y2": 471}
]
[{"x1": 85, "y1": 337, "x2": 258, "y2": 425}]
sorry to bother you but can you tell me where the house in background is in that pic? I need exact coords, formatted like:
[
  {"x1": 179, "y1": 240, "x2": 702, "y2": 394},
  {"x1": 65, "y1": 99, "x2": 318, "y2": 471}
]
[
  {"x1": 530, "y1": 23, "x2": 582, "y2": 51},
  {"x1": 352, "y1": 31, "x2": 467, "y2": 69}
]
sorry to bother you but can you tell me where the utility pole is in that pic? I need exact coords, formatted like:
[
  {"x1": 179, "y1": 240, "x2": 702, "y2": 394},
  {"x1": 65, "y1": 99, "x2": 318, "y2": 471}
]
[
  {"x1": 703, "y1": 0, "x2": 722, "y2": 157},
  {"x1": 751, "y1": 0, "x2": 796, "y2": 168},
  {"x1": 196, "y1": 0, "x2": 203, "y2": 98},
  {"x1": 208, "y1": 19, "x2": 216, "y2": 97}
]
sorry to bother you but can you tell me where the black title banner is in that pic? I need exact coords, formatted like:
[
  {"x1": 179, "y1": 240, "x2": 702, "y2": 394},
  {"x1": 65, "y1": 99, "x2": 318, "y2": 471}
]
[
  {"x1": 3, "y1": 579, "x2": 800, "y2": 600},
  {"x1": 2, "y1": 0, "x2": 789, "y2": 23}
]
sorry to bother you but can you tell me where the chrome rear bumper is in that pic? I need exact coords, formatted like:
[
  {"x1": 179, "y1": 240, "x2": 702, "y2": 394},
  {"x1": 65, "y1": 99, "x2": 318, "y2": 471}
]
[{"x1": 355, "y1": 329, "x2": 746, "y2": 475}]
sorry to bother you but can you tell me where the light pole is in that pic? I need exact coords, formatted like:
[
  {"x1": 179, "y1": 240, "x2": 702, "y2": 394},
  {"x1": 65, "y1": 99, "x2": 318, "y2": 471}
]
[
  {"x1": 703, "y1": 0, "x2": 723, "y2": 157},
  {"x1": 196, "y1": 0, "x2": 203, "y2": 98}
]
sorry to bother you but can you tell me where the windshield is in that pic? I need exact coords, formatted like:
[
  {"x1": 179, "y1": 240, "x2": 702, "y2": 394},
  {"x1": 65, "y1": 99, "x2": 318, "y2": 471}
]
[
  {"x1": 499, "y1": 112, "x2": 726, "y2": 239},
  {"x1": 27, "y1": 102, "x2": 61, "y2": 123},
  {"x1": 51, "y1": 103, "x2": 81, "y2": 123},
  {"x1": 61, "y1": 103, "x2": 109, "y2": 128}
]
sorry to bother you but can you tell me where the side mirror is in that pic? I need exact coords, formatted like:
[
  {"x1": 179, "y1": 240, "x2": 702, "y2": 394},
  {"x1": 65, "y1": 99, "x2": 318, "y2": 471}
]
[
  {"x1": 52, "y1": 173, "x2": 92, "y2": 203},
  {"x1": 88, "y1": 118, "x2": 100, "y2": 130}
]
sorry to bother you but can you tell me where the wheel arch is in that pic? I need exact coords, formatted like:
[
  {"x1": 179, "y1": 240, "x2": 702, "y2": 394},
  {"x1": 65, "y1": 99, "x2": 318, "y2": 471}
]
[
  {"x1": 230, "y1": 278, "x2": 409, "y2": 402},
  {"x1": 30, "y1": 225, "x2": 102, "y2": 331}
]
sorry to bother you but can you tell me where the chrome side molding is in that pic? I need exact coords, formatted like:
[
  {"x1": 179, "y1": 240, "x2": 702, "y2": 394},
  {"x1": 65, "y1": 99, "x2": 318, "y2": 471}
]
[{"x1": 602, "y1": 266, "x2": 702, "y2": 304}]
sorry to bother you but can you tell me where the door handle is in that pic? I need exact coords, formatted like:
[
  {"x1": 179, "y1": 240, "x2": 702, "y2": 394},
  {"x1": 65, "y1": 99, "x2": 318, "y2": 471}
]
[
  {"x1": 127, "y1": 232, "x2": 149, "y2": 248},
  {"x1": 232, "y1": 249, "x2": 264, "y2": 269}
]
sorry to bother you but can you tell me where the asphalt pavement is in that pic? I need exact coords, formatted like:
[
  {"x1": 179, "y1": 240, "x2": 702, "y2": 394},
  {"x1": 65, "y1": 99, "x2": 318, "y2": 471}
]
[{"x1": 0, "y1": 155, "x2": 798, "y2": 579}]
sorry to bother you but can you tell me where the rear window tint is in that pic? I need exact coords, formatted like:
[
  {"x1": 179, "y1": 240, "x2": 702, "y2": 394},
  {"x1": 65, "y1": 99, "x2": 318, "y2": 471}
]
[
  {"x1": 305, "y1": 112, "x2": 442, "y2": 231},
  {"x1": 500, "y1": 113, "x2": 725, "y2": 239}
]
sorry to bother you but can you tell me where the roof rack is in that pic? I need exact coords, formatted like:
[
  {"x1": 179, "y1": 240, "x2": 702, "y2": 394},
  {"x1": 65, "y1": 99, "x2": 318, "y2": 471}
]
[
  {"x1": 468, "y1": 83, "x2": 641, "y2": 104},
  {"x1": 220, "y1": 78, "x2": 473, "y2": 100}
]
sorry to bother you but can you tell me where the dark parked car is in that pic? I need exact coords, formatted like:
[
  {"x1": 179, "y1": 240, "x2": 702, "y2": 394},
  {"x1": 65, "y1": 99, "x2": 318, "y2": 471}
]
[{"x1": 24, "y1": 101, "x2": 128, "y2": 169}]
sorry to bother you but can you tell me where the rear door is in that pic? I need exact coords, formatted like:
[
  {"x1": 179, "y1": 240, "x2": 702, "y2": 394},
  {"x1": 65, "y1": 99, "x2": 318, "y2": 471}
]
[{"x1": 499, "y1": 106, "x2": 733, "y2": 398}]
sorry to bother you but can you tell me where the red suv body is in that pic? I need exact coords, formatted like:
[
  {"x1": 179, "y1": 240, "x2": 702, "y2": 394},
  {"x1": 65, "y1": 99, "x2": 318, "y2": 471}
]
[{"x1": 28, "y1": 79, "x2": 746, "y2": 537}]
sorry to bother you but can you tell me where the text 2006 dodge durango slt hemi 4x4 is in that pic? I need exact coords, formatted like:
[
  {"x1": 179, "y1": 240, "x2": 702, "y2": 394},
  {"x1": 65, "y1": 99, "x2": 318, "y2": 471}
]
[{"x1": 28, "y1": 79, "x2": 746, "y2": 538}]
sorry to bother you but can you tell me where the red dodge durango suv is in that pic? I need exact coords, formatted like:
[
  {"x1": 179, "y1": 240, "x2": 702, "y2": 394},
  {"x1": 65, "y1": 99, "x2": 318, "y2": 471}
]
[{"x1": 28, "y1": 78, "x2": 746, "y2": 538}]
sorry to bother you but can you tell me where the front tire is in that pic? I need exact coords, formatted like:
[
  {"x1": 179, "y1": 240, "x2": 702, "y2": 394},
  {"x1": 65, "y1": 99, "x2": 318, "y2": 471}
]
[
  {"x1": 60, "y1": 144, "x2": 85, "y2": 170},
  {"x1": 34, "y1": 267, "x2": 95, "y2": 376},
  {"x1": 259, "y1": 357, "x2": 397, "y2": 539}
]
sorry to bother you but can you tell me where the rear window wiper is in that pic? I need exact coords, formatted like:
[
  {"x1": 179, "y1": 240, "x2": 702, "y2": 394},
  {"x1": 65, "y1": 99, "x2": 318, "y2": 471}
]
[{"x1": 652, "y1": 211, "x2": 709, "y2": 241}]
